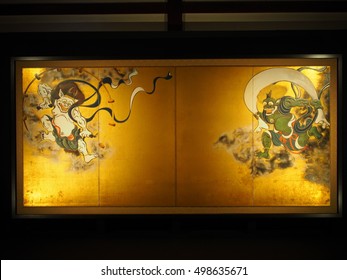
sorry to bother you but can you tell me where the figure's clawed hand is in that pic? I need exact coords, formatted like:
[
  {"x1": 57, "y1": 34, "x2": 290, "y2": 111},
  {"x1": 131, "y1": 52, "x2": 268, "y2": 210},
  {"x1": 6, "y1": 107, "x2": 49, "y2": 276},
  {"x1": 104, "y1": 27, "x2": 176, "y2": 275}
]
[
  {"x1": 319, "y1": 120, "x2": 330, "y2": 130},
  {"x1": 80, "y1": 129, "x2": 93, "y2": 138}
]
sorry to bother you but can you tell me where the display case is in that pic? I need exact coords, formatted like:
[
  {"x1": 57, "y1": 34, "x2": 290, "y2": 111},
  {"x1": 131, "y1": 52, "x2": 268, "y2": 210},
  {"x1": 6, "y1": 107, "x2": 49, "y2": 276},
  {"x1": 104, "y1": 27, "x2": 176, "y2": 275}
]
[{"x1": 13, "y1": 56, "x2": 341, "y2": 216}]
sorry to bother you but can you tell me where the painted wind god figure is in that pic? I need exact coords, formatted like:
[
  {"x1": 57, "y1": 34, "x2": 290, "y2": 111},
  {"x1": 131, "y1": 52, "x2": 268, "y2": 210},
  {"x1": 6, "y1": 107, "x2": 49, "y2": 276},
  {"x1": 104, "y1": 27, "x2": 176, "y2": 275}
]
[
  {"x1": 38, "y1": 81, "x2": 98, "y2": 163},
  {"x1": 23, "y1": 67, "x2": 172, "y2": 166}
]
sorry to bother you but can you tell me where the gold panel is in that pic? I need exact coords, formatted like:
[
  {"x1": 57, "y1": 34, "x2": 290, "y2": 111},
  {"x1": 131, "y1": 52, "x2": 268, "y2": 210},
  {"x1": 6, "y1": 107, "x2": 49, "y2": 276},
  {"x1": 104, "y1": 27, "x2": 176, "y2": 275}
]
[{"x1": 15, "y1": 58, "x2": 338, "y2": 214}]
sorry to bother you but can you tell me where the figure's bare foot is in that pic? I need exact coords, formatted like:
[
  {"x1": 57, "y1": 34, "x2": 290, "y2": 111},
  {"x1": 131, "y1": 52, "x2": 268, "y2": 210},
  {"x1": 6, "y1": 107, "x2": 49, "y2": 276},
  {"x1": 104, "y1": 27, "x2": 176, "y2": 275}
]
[{"x1": 84, "y1": 154, "x2": 98, "y2": 163}]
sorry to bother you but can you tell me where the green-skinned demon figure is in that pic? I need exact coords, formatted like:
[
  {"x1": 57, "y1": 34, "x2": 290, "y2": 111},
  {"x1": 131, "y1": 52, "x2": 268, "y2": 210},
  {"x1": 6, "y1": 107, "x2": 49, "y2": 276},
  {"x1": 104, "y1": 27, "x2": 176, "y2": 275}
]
[
  {"x1": 243, "y1": 67, "x2": 330, "y2": 160},
  {"x1": 255, "y1": 91, "x2": 323, "y2": 159}
]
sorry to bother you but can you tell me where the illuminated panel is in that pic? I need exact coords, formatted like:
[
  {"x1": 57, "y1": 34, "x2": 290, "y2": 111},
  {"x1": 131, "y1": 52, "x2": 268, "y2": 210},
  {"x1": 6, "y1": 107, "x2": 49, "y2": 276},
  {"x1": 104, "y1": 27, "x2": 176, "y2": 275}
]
[
  {"x1": 176, "y1": 66, "x2": 254, "y2": 206},
  {"x1": 15, "y1": 58, "x2": 338, "y2": 214}
]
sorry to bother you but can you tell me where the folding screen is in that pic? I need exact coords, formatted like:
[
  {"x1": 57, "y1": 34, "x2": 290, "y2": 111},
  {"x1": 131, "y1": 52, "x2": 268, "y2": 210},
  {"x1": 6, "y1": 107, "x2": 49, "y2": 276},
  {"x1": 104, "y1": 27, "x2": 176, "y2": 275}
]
[{"x1": 14, "y1": 57, "x2": 339, "y2": 214}]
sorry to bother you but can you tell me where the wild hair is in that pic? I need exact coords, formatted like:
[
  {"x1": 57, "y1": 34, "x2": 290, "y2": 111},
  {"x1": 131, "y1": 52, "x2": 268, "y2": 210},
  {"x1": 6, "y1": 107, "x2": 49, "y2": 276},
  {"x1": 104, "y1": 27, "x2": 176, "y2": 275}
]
[{"x1": 50, "y1": 80, "x2": 85, "y2": 106}]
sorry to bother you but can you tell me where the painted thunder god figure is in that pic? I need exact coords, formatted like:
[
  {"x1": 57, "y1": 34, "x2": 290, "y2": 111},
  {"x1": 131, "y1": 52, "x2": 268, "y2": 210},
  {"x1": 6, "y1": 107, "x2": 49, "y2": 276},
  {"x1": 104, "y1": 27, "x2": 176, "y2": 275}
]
[
  {"x1": 243, "y1": 67, "x2": 330, "y2": 160},
  {"x1": 255, "y1": 91, "x2": 324, "y2": 159}
]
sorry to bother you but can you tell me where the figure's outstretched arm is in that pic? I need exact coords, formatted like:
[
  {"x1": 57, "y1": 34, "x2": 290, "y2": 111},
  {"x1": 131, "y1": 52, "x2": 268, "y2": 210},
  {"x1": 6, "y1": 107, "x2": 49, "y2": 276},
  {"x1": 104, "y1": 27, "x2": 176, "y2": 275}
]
[
  {"x1": 282, "y1": 96, "x2": 322, "y2": 110},
  {"x1": 253, "y1": 112, "x2": 269, "y2": 132},
  {"x1": 37, "y1": 84, "x2": 53, "y2": 109}
]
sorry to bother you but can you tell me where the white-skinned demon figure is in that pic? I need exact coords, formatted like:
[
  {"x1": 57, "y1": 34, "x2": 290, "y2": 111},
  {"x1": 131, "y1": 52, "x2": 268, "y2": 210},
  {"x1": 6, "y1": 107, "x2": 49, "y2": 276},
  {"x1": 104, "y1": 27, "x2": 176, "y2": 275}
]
[{"x1": 38, "y1": 81, "x2": 98, "y2": 163}]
